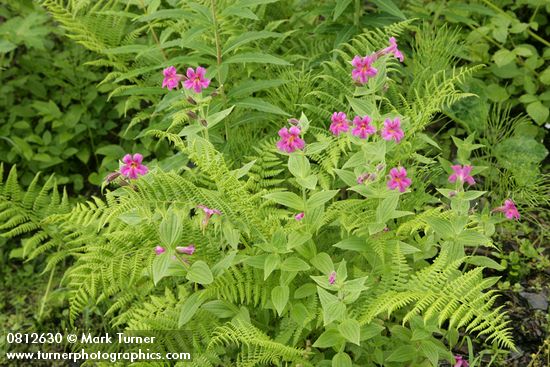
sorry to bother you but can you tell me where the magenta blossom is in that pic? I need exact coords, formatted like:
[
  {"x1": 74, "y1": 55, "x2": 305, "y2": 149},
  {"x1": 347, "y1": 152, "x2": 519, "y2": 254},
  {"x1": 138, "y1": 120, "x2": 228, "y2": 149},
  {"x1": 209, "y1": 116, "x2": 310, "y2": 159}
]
[
  {"x1": 120, "y1": 153, "x2": 149, "y2": 179},
  {"x1": 352, "y1": 115, "x2": 377, "y2": 139},
  {"x1": 387, "y1": 167, "x2": 412, "y2": 192},
  {"x1": 494, "y1": 199, "x2": 520, "y2": 220},
  {"x1": 453, "y1": 355, "x2": 469, "y2": 367},
  {"x1": 162, "y1": 66, "x2": 183, "y2": 90},
  {"x1": 176, "y1": 244, "x2": 196, "y2": 255},
  {"x1": 328, "y1": 271, "x2": 336, "y2": 285},
  {"x1": 155, "y1": 246, "x2": 166, "y2": 255},
  {"x1": 295, "y1": 212, "x2": 305, "y2": 221},
  {"x1": 276, "y1": 126, "x2": 305, "y2": 153},
  {"x1": 197, "y1": 205, "x2": 221, "y2": 227},
  {"x1": 449, "y1": 165, "x2": 475, "y2": 186},
  {"x1": 381, "y1": 117, "x2": 404, "y2": 143},
  {"x1": 183, "y1": 66, "x2": 210, "y2": 93},
  {"x1": 329, "y1": 112, "x2": 350, "y2": 136},
  {"x1": 351, "y1": 55, "x2": 378, "y2": 84},
  {"x1": 382, "y1": 37, "x2": 404, "y2": 62}
]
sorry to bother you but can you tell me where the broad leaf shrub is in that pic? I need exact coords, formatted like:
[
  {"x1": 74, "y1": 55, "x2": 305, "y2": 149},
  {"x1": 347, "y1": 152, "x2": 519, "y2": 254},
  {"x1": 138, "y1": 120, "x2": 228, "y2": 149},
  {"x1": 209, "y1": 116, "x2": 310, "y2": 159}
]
[{"x1": 0, "y1": 19, "x2": 521, "y2": 365}]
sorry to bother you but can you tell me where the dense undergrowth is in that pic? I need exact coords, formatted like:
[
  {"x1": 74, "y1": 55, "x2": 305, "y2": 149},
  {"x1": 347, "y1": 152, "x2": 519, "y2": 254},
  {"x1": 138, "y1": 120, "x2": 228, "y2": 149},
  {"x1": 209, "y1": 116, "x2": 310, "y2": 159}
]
[{"x1": 0, "y1": 0, "x2": 548, "y2": 366}]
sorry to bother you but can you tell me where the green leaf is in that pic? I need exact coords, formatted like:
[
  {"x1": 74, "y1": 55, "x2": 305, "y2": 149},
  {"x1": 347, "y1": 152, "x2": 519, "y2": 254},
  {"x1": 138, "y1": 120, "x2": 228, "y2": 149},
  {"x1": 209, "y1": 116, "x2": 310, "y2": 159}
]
[
  {"x1": 370, "y1": 0, "x2": 406, "y2": 19},
  {"x1": 307, "y1": 190, "x2": 338, "y2": 209},
  {"x1": 224, "y1": 52, "x2": 291, "y2": 65},
  {"x1": 376, "y1": 194, "x2": 399, "y2": 223},
  {"x1": 362, "y1": 323, "x2": 385, "y2": 340},
  {"x1": 332, "y1": 352, "x2": 353, "y2": 367},
  {"x1": 540, "y1": 67, "x2": 550, "y2": 85},
  {"x1": 338, "y1": 319, "x2": 361, "y2": 345},
  {"x1": 223, "y1": 31, "x2": 282, "y2": 54},
  {"x1": 264, "y1": 191, "x2": 304, "y2": 210},
  {"x1": 526, "y1": 101, "x2": 549, "y2": 125},
  {"x1": 465, "y1": 256, "x2": 505, "y2": 270},
  {"x1": 493, "y1": 49, "x2": 516, "y2": 67},
  {"x1": 179, "y1": 291, "x2": 206, "y2": 326},
  {"x1": 294, "y1": 283, "x2": 317, "y2": 299},
  {"x1": 296, "y1": 175, "x2": 318, "y2": 190},
  {"x1": 313, "y1": 328, "x2": 344, "y2": 348},
  {"x1": 333, "y1": 0, "x2": 353, "y2": 20},
  {"x1": 159, "y1": 211, "x2": 183, "y2": 246},
  {"x1": 311, "y1": 252, "x2": 334, "y2": 273},
  {"x1": 206, "y1": 106, "x2": 234, "y2": 129},
  {"x1": 281, "y1": 257, "x2": 311, "y2": 272},
  {"x1": 152, "y1": 253, "x2": 171, "y2": 285},
  {"x1": 236, "y1": 97, "x2": 289, "y2": 116},
  {"x1": 186, "y1": 261, "x2": 213, "y2": 285},
  {"x1": 288, "y1": 154, "x2": 311, "y2": 178},
  {"x1": 318, "y1": 287, "x2": 346, "y2": 325},
  {"x1": 386, "y1": 345, "x2": 417, "y2": 362},
  {"x1": 228, "y1": 79, "x2": 286, "y2": 98},
  {"x1": 425, "y1": 217, "x2": 455, "y2": 239},
  {"x1": 272, "y1": 285, "x2": 289, "y2": 316},
  {"x1": 264, "y1": 253, "x2": 280, "y2": 280},
  {"x1": 333, "y1": 237, "x2": 366, "y2": 252}
]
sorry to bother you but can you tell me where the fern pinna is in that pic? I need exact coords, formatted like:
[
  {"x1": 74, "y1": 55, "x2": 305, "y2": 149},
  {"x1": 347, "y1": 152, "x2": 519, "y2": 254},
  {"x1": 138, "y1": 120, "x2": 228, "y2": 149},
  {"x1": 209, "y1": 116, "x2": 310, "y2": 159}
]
[{"x1": 1, "y1": 5, "x2": 520, "y2": 366}]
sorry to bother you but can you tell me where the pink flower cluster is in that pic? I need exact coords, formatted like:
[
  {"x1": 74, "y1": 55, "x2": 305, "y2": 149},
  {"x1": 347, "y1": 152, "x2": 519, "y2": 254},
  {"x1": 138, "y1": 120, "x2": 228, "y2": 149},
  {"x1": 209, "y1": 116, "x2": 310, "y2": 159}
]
[
  {"x1": 329, "y1": 112, "x2": 404, "y2": 143},
  {"x1": 387, "y1": 167, "x2": 412, "y2": 192},
  {"x1": 197, "y1": 205, "x2": 222, "y2": 227},
  {"x1": 155, "y1": 244, "x2": 195, "y2": 256},
  {"x1": 161, "y1": 66, "x2": 210, "y2": 93},
  {"x1": 120, "y1": 153, "x2": 148, "y2": 179},
  {"x1": 351, "y1": 37, "x2": 404, "y2": 85},
  {"x1": 446, "y1": 166, "x2": 520, "y2": 220},
  {"x1": 449, "y1": 165, "x2": 475, "y2": 186},
  {"x1": 494, "y1": 199, "x2": 520, "y2": 220},
  {"x1": 276, "y1": 125, "x2": 305, "y2": 153}
]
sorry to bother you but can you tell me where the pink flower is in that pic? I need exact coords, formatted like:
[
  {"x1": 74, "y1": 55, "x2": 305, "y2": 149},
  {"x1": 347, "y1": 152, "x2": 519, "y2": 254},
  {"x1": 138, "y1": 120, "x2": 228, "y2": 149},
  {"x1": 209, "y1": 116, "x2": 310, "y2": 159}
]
[
  {"x1": 155, "y1": 246, "x2": 166, "y2": 255},
  {"x1": 328, "y1": 271, "x2": 336, "y2": 285},
  {"x1": 494, "y1": 199, "x2": 520, "y2": 220},
  {"x1": 382, "y1": 37, "x2": 404, "y2": 62},
  {"x1": 329, "y1": 112, "x2": 350, "y2": 136},
  {"x1": 276, "y1": 126, "x2": 305, "y2": 153},
  {"x1": 381, "y1": 117, "x2": 404, "y2": 143},
  {"x1": 351, "y1": 55, "x2": 378, "y2": 84},
  {"x1": 352, "y1": 115, "x2": 377, "y2": 139},
  {"x1": 387, "y1": 167, "x2": 412, "y2": 192},
  {"x1": 162, "y1": 66, "x2": 183, "y2": 90},
  {"x1": 197, "y1": 205, "x2": 221, "y2": 227},
  {"x1": 120, "y1": 153, "x2": 149, "y2": 179},
  {"x1": 453, "y1": 355, "x2": 469, "y2": 367},
  {"x1": 448, "y1": 165, "x2": 475, "y2": 186},
  {"x1": 176, "y1": 244, "x2": 195, "y2": 255},
  {"x1": 295, "y1": 212, "x2": 305, "y2": 221},
  {"x1": 183, "y1": 66, "x2": 210, "y2": 93}
]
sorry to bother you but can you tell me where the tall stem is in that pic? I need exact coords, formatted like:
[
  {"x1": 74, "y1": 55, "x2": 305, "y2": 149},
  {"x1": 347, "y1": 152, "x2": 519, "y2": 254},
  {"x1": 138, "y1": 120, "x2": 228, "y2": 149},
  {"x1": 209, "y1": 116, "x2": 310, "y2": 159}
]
[
  {"x1": 210, "y1": 0, "x2": 229, "y2": 141},
  {"x1": 138, "y1": 0, "x2": 168, "y2": 61}
]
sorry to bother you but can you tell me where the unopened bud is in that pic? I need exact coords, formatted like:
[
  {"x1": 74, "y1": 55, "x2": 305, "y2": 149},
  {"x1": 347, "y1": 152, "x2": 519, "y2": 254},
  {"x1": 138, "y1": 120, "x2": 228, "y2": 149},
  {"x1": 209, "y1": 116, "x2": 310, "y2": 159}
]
[
  {"x1": 104, "y1": 171, "x2": 121, "y2": 183},
  {"x1": 187, "y1": 96, "x2": 197, "y2": 105},
  {"x1": 211, "y1": 90, "x2": 219, "y2": 97},
  {"x1": 200, "y1": 119, "x2": 208, "y2": 127},
  {"x1": 288, "y1": 118, "x2": 300, "y2": 125},
  {"x1": 186, "y1": 111, "x2": 198, "y2": 119}
]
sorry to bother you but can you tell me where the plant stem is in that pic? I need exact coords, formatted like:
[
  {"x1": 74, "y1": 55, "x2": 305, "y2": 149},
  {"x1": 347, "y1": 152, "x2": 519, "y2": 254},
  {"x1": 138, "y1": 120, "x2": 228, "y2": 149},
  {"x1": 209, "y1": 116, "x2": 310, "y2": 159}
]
[
  {"x1": 38, "y1": 264, "x2": 56, "y2": 322},
  {"x1": 210, "y1": 0, "x2": 229, "y2": 141},
  {"x1": 138, "y1": 0, "x2": 168, "y2": 61}
]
